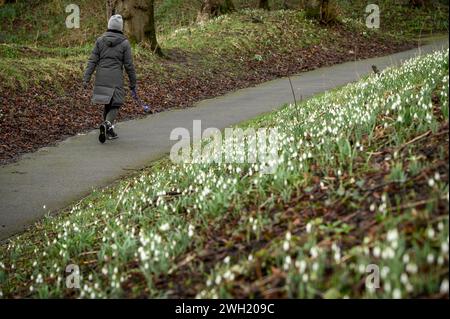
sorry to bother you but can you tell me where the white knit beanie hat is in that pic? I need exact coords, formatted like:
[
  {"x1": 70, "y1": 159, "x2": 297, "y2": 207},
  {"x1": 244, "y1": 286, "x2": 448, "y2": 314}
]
[{"x1": 108, "y1": 14, "x2": 123, "y2": 32}]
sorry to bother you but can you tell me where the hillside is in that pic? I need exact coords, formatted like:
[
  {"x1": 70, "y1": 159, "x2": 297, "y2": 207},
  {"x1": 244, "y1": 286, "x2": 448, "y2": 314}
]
[{"x1": 1, "y1": 49, "x2": 448, "y2": 298}]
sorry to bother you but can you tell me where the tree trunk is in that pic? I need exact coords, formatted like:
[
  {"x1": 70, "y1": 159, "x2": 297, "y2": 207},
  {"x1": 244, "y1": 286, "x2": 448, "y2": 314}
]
[
  {"x1": 259, "y1": 0, "x2": 270, "y2": 10},
  {"x1": 197, "y1": 0, "x2": 236, "y2": 22},
  {"x1": 305, "y1": 0, "x2": 337, "y2": 24},
  {"x1": 145, "y1": 0, "x2": 162, "y2": 56},
  {"x1": 0, "y1": 0, "x2": 16, "y2": 6},
  {"x1": 114, "y1": 0, "x2": 163, "y2": 56},
  {"x1": 409, "y1": 0, "x2": 430, "y2": 7},
  {"x1": 106, "y1": 0, "x2": 117, "y2": 21}
]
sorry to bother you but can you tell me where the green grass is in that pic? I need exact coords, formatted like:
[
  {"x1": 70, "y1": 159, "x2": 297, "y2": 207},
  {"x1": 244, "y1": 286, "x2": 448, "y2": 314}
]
[
  {"x1": 0, "y1": 49, "x2": 448, "y2": 298},
  {"x1": 339, "y1": 0, "x2": 449, "y2": 40}
]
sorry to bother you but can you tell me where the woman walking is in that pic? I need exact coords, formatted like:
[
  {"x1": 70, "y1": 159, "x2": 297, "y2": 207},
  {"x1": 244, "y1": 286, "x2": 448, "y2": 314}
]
[{"x1": 83, "y1": 14, "x2": 137, "y2": 143}]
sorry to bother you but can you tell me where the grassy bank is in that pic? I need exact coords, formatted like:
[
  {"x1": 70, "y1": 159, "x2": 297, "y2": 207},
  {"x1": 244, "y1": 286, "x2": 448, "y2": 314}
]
[
  {"x1": 0, "y1": 0, "x2": 448, "y2": 46},
  {"x1": 1, "y1": 49, "x2": 448, "y2": 298}
]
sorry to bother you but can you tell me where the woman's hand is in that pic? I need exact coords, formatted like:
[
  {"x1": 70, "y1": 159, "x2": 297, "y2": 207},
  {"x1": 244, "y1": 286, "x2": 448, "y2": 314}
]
[{"x1": 131, "y1": 87, "x2": 138, "y2": 100}]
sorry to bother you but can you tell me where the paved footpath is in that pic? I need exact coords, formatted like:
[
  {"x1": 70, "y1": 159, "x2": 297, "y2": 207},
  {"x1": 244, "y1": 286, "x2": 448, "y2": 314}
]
[{"x1": 0, "y1": 39, "x2": 448, "y2": 240}]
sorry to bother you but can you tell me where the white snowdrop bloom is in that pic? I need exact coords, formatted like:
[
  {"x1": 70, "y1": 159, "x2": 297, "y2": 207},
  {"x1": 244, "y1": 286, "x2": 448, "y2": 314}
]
[
  {"x1": 284, "y1": 256, "x2": 292, "y2": 270},
  {"x1": 428, "y1": 178, "x2": 435, "y2": 187},
  {"x1": 312, "y1": 262, "x2": 319, "y2": 272},
  {"x1": 369, "y1": 203, "x2": 376, "y2": 212},
  {"x1": 373, "y1": 246, "x2": 381, "y2": 258},
  {"x1": 400, "y1": 273, "x2": 409, "y2": 285},
  {"x1": 285, "y1": 231, "x2": 292, "y2": 241},
  {"x1": 406, "y1": 283, "x2": 414, "y2": 293},
  {"x1": 438, "y1": 222, "x2": 444, "y2": 232},
  {"x1": 381, "y1": 266, "x2": 390, "y2": 279},
  {"x1": 306, "y1": 223, "x2": 313, "y2": 234},
  {"x1": 358, "y1": 264, "x2": 366, "y2": 274},
  {"x1": 427, "y1": 228, "x2": 435, "y2": 239},
  {"x1": 334, "y1": 250, "x2": 341, "y2": 262},
  {"x1": 387, "y1": 229, "x2": 398, "y2": 243},
  {"x1": 402, "y1": 254, "x2": 410, "y2": 264},
  {"x1": 434, "y1": 172, "x2": 441, "y2": 181},
  {"x1": 215, "y1": 275, "x2": 222, "y2": 285},
  {"x1": 310, "y1": 246, "x2": 319, "y2": 259},
  {"x1": 392, "y1": 288, "x2": 402, "y2": 299},
  {"x1": 302, "y1": 273, "x2": 309, "y2": 283},
  {"x1": 224, "y1": 270, "x2": 233, "y2": 280},
  {"x1": 406, "y1": 263, "x2": 418, "y2": 274},
  {"x1": 283, "y1": 241, "x2": 290, "y2": 252},
  {"x1": 440, "y1": 279, "x2": 449, "y2": 295},
  {"x1": 427, "y1": 253, "x2": 435, "y2": 265},
  {"x1": 384, "y1": 281, "x2": 392, "y2": 293},
  {"x1": 382, "y1": 247, "x2": 395, "y2": 260},
  {"x1": 296, "y1": 260, "x2": 307, "y2": 273},
  {"x1": 437, "y1": 256, "x2": 444, "y2": 266},
  {"x1": 224, "y1": 256, "x2": 230, "y2": 264},
  {"x1": 248, "y1": 254, "x2": 253, "y2": 262},
  {"x1": 159, "y1": 223, "x2": 170, "y2": 232}
]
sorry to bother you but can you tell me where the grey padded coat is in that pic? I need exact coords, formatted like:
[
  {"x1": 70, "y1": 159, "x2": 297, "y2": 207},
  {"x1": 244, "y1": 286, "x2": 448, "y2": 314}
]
[{"x1": 83, "y1": 31, "x2": 137, "y2": 107}]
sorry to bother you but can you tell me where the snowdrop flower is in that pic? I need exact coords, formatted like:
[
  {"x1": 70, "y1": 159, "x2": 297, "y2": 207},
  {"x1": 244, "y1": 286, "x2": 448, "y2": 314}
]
[
  {"x1": 215, "y1": 275, "x2": 222, "y2": 285},
  {"x1": 159, "y1": 223, "x2": 170, "y2": 232},
  {"x1": 381, "y1": 266, "x2": 390, "y2": 279},
  {"x1": 283, "y1": 241, "x2": 290, "y2": 252},
  {"x1": 302, "y1": 273, "x2": 309, "y2": 283},
  {"x1": 441, "y1": 242, "x2": 449, "y2": 254},
  {"x1": 382, "y1": 247, "x2": 395, "y2": 259},
  {"x1": 373, "y1": 246, "x2": 381, "y2": 258},
  {"x1": 392, "y1": 288, "x2": 402, "y2": 299},
  {"x1": 188, "y1": 224, "x2": 195, "y2": 238},
  {"x1": 427, "y1": 228, "x2": 435, "y2": 239},
  {"x1": 387, "y1": 229, "x2": 398, "y2": 243},
  {"x1": 440, "y1": 279, "x2": 449, "y2": 295},
  {"x1": 402, "y1": 254, "x2": 410, "y2": 264},
  {"x1": 400, "y1": 273, "x2": 409, "y2": 285},
  {"x1": 283, "y1": 256, "x2": 292, "y2": 270},
  {"x1": 406, "y1": 263, "x2": 418, "y2": 274}
]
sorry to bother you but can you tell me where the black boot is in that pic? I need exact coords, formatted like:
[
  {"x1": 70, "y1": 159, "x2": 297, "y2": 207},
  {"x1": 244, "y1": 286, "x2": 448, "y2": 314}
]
[
  {"x1": 99, "y1": 121, "x2": 110, "y2": 144},
  {"x1": 107, "y1": 124, "x2": 118, "y2": 140}
]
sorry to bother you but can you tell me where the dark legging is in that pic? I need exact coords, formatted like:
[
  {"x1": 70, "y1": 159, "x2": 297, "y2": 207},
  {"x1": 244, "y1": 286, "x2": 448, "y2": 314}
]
[{"x1": 103, "y1": 103, "x2": 119, "y2": 124}]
